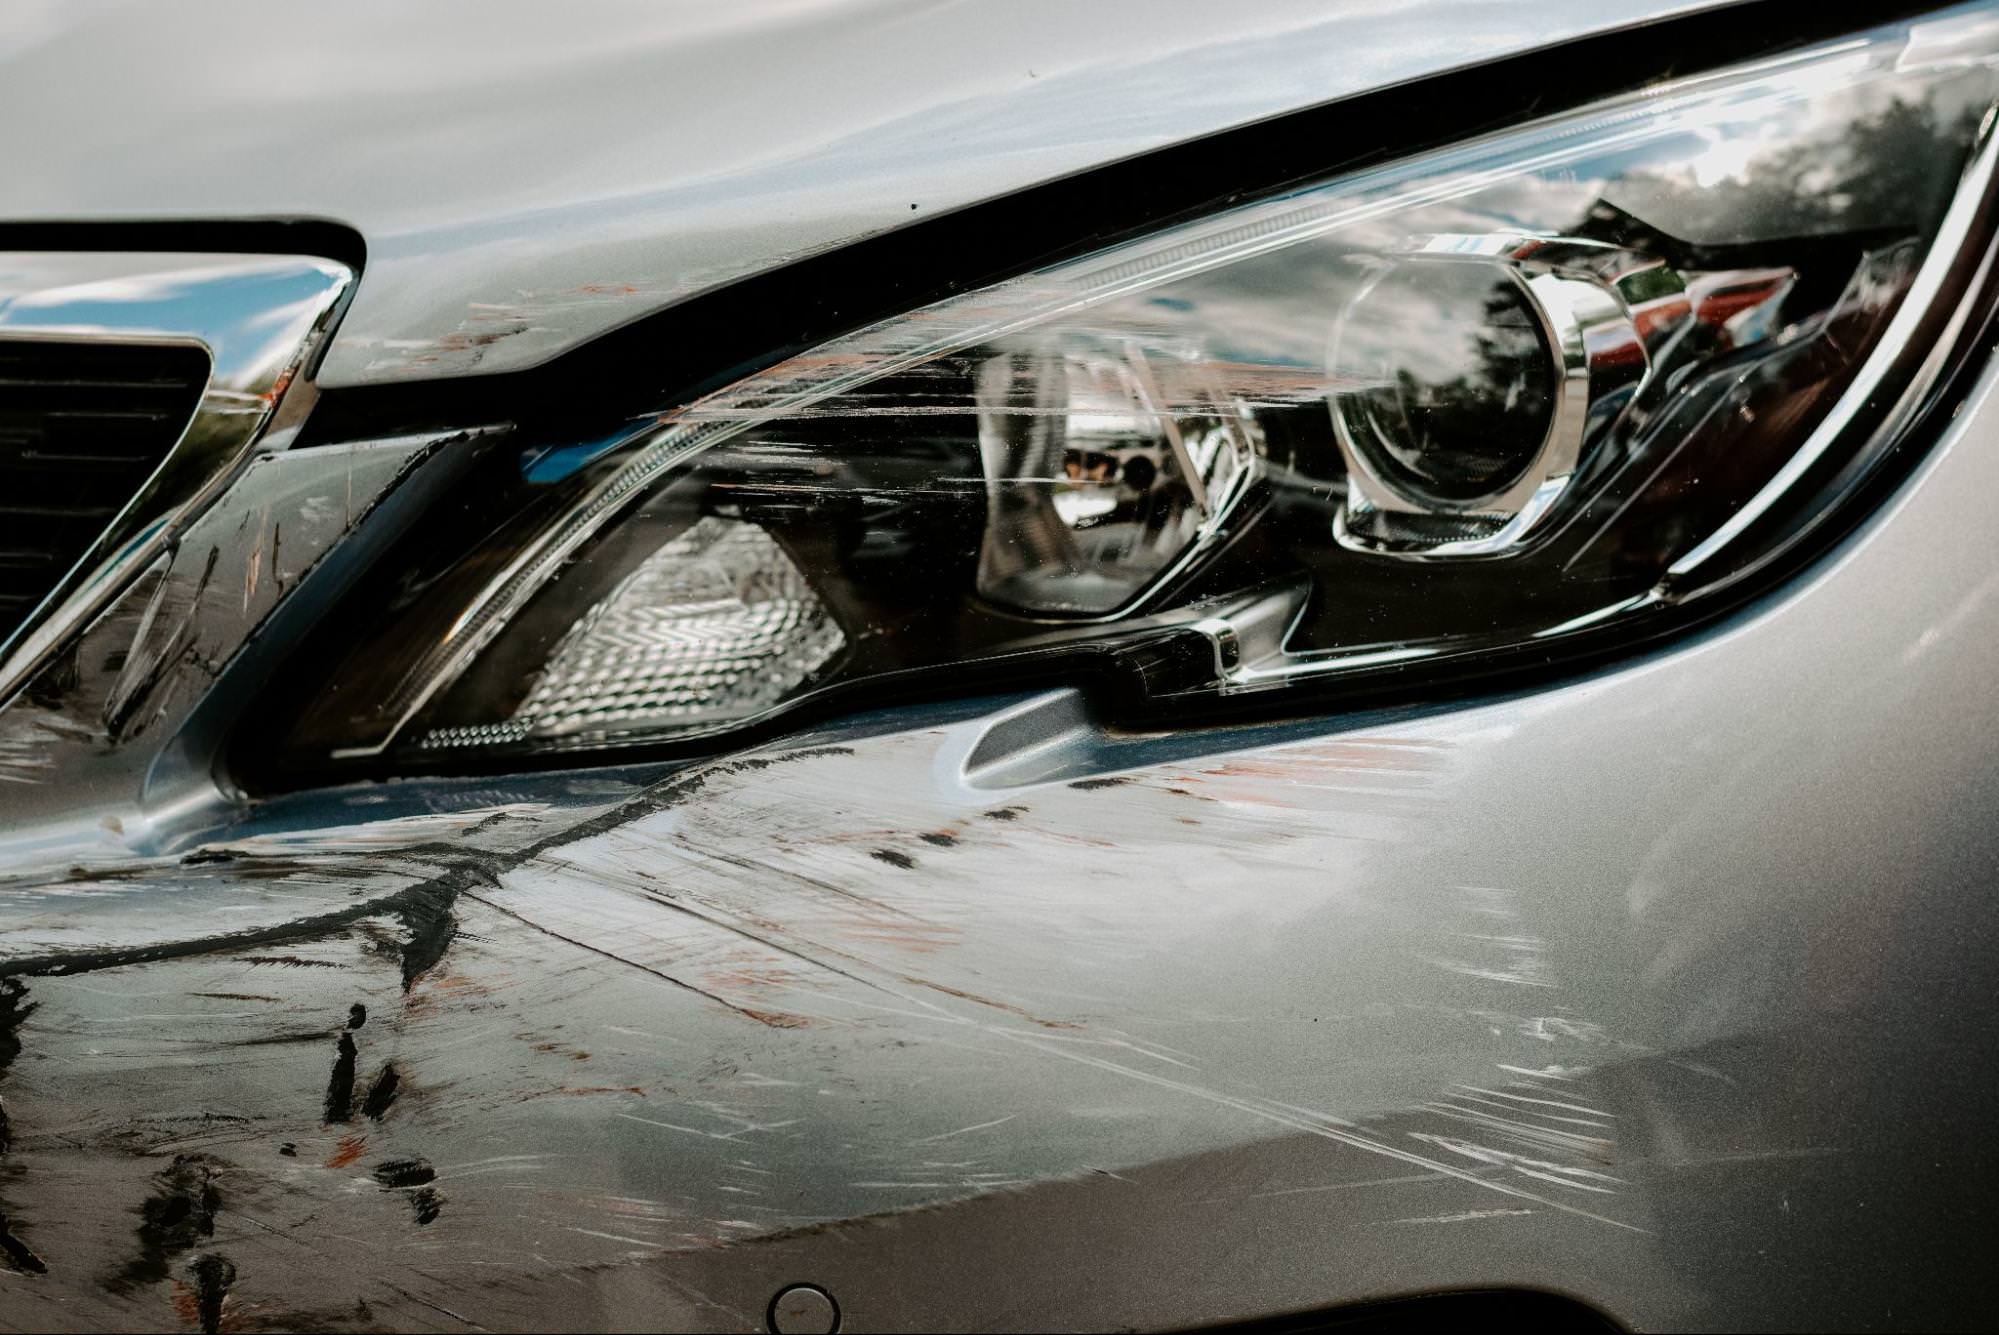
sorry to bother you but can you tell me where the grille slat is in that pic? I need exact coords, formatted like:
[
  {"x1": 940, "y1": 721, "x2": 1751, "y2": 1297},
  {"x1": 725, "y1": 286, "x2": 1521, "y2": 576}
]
[{"x1": 0, "y1": 340, "x2": 209, "y2": 642}]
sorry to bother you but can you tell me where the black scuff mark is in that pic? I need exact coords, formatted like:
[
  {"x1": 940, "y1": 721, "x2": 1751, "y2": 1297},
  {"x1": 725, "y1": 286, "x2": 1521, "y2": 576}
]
[
  {"x1": 461, "y1": 888, "x2": 813, "y2": 1028},
  {"x1": 0, "y1": 980, "x2": 34, "y2": 1072},
  {"x1": 463, "y1": 808, "x2": 514, "y2": 835},
  {"x1": 981, "y1": 806, "x2": 1026, "y2": 821},
  {"x1": 374, "y1": 1157, "x2": 441, "y2": 1226},
  {"x1": 0, "y1": 839, "x2": 505, "y2": 983},
  {"x1": 0, "y1": 1210, "x2": 45, "y2": 1274},
  {"x1": 409, "y1": 1185, "x2": 443, "y2": 1226},
  {"x1": 0, "y1": 979, "x2": 42, "y2": 1273},
  {"x1": 2, "y1": 746, "x2": 859, "y2": 1008},
  {"x1": 220, "y1": 1028, "x2": 343, "y2": 1049},
  {"x1": 21, "y1": 642, "x2": 79, "y2": 711},
  {"x1": 917, "y1": 831, "x2": 959, "y2": 848},
  {"x1": 324, "y1": 1032, "x2": 357, "y2": 1123},
  {"x1": 396, "y1": 882, "x2": 460, "y2": 992},
  {"x1": 359, "y1": 1064, "x2": 400, "y2": 1121},
  {"x1": 626, "y1": 884, "x2": 900, "y2": 997},
  {"x1": 689, "y1": 843, "x2": 920, "y2": 922},
  {"x1": 107, "y1": 1155, "x2": 221, "y2": 1294},
  {"x1": 187, "y1": 1252, "x2": 236, "y2": 1335},
  {"x1": 346, "y1": 1003, "x2": 367, "y2": 1030},
  {"x1": 529, "y1": 745, "x2": 857, "y2": 855},
  {"x1": 1067, "y1": 776, "x2": 1131, "y2": 790},
  {"x1": 0, "y1": 978, "x2": 35, "y2": 1155},
  {"x1": 870, "y1": 849, "x2": 916, "y2": 870},
  {"x1": 371, "y1": 1157, "x2": 434, "y2": 1188},
  {"x1": 277, "y1": 1143, "x2": 297, "y2": 1158},
  {"x1": 177, "y1": 853, "x2": 383, "y2": 884}
]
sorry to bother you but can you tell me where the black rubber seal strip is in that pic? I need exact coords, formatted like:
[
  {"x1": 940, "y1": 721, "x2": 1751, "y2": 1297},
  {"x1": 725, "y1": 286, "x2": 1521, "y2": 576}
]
[{"x1": 0, "y1": 218, "x2": 365, "y2": 277}]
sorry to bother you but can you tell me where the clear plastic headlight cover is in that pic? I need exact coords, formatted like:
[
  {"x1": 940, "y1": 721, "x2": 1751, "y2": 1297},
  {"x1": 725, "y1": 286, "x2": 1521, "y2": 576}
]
[{"x1": 263, "y1": 6, "x2": 1999, "y2": 778}]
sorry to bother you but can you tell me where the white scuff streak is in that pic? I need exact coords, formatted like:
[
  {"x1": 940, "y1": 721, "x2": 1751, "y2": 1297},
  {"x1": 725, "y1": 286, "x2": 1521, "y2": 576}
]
[
  {"x1": 465, "y1": 730, "x2": 1656, "y2": 1241},
  {"x1": 1497, "y1": 1063, "x2": 1590, "y2": 1081},
  {"x1": 614, "y1": 1110, "x2": 802, "y2": 1143},
  {"x1": 1409, "y1": 1133, "x2": 1625, "y2": 1194},
  {"x1": 205, "y1": 803, "x2": 554, "y2": 854},
  {"x1": 1392, "y1": 1208, "x2": 1536, "y2": 1225},
  {"x1": 1424, "y1": 1098, "x2": 1616, "y2": 1163},
  {"x1": 1521, "y1": 1016, "x2": 1608, "y2": 1044},
  {"x1": 913, "y1": 1113, "x2": 1018, "y2": 1143},
  {"x1": 1203, "y1": 1170, "x2": 1464, "y2": 1206},
  {"x1": 978, "y1": 1028, "x2": 1648, "y2": 1234},
  {"x1": 1424, "y1": 887, "x2": 1555, "y2": 986},
  {"x1": 1457, "y1": 1084, "x2": 1614, "y2": 1119},
  {"x1": 564, "y1": 1226, "x2": 667, "y2": 1251}
]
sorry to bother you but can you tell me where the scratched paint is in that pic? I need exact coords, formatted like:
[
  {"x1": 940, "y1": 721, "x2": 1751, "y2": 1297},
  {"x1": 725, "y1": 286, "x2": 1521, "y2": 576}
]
[
  {"x1": 0, "y1": 707, "x2": 1668, "y2": 1331},
  {"x1": 8, "y1": 344, "x2": 1999, "y2": 1325}
]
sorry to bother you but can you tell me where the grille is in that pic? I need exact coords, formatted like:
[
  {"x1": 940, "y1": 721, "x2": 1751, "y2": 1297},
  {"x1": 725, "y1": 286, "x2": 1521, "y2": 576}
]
[{"x1": 0, "y1": 339, "x2": 211, "y2": 641}]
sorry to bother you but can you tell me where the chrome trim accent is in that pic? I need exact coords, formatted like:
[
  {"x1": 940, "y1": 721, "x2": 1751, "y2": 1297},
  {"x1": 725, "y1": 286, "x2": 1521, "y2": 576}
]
[
  {"x1": 329, "y1": 425, "x2": 715, "y2": 760},
  {"x1": 1330, "y1": 234, "x2": 1655, "y2": 558},
  {"x1": 0, "y1": 252, "x2": 354, "y2": 707},
  {"x1": 1665, "y1": 104, "x2": 1999, "y2": 583}
]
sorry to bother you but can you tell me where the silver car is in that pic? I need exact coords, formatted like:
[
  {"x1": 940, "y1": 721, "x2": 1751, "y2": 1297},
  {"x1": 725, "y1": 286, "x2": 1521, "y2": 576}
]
[{"x1": 2, "y1": 2, "x2": 1997, "y2": 1331}]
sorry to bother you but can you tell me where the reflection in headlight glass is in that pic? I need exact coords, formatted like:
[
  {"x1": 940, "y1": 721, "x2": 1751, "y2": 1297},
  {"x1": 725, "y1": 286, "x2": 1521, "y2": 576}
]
[{"x1": 262, "y1": 5, "x2": 1999, "y2": 774}]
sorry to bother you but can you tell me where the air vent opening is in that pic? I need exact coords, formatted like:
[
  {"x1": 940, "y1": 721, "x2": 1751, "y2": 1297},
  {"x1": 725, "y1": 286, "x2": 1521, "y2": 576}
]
[{"x1": 0, "y1": 338, "x2": 211, "y2": 640}]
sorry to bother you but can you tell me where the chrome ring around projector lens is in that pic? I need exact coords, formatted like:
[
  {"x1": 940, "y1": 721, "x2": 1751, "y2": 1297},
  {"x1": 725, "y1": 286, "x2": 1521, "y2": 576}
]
[{"x1": 1329, "y1": 234, "x2": 1653, "y2": 558}]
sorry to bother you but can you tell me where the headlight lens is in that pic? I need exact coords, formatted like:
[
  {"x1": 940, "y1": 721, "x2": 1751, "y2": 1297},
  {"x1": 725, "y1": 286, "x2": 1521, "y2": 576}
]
[{"x1": 260, "y1": 6, "x2": 1999, "y2": 778}]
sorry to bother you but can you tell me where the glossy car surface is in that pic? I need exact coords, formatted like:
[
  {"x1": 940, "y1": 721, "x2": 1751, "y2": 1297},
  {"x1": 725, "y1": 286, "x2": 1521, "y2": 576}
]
[{"x1": 2, "y1": 3, "x2": 1997, "y2": 1332}]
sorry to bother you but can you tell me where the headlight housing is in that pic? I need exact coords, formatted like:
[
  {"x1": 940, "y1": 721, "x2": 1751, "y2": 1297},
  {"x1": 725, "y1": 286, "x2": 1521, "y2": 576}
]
[{"x1": 252, "y1": 5, "x2": 1999, "y2": 783}]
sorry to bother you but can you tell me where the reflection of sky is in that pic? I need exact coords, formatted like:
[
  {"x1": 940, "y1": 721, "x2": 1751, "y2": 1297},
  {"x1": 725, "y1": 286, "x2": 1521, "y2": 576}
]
[
  {"x1": 0, "y1": 0, "x2": 1693, "y2": 231},
  {"x1": 2, "y1": 264, "x2": 345, "y2": 387},
  {"x1": 1, "y1": 0, "x2": 1763, "y2": 383},
  {"x1": 673, "y1": 22, "x2": 1998, "y2": 444},
  {"x1": 964, "y1": 47, "x2": 1997, "y2": 412}
]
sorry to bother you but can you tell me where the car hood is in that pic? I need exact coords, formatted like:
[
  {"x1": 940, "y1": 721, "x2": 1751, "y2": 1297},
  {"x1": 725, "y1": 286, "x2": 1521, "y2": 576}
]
[{"x1": 4, "y1": 0, "x2": 1719, "y2": 387}]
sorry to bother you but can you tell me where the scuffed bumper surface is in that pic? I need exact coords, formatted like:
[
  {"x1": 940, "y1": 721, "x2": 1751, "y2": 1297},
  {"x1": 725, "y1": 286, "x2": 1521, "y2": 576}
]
[{"x1": 3, "y1": 353, "x2": 1999, "y2": 1331}]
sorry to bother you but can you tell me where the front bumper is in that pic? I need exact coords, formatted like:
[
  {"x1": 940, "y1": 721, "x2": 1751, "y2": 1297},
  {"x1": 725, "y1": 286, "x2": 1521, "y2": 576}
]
[{"x1": 2, "y1": 316, "x2": 1996, "y2": 1333}]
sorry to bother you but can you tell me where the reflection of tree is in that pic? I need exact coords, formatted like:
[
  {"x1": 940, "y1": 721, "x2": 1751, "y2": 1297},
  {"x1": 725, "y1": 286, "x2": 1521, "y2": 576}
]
[
  {"x1": 1359, "y1": 274, "x2": 1551, "y2": 502},
  {"x1": 1602, "y1": 94, "x2": 1985, "y2": 246}
]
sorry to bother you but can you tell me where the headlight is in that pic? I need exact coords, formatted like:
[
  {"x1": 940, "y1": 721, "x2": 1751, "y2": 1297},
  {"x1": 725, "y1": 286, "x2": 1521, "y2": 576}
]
[{"x1": 252, "y1": 6, "x2": 1999, "y2": 782}]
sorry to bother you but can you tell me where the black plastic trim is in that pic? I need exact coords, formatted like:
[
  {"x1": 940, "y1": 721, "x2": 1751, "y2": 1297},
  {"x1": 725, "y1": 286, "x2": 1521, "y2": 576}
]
[
  {"x1": 1177, "y1": 1287, "x2": 1623, "y2": 1334},
  {"x1": 0, "y1": 218, "x2": 365, "y2": 277}
]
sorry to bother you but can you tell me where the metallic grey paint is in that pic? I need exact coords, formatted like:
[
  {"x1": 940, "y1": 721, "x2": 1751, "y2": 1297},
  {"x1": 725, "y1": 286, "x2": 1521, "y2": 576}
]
[
  {"x1": 1, "y1": 3, "x2": 1994, "y2": 1332},
  {"x1": 0, "y1": 348, "x2": 1994, "y2": 1329}
]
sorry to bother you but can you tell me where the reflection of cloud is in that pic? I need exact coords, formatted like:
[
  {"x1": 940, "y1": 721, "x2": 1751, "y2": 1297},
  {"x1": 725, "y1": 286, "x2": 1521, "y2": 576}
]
[
  {"x1": 0, "y1": 0, "x2": 89, "y2": 64},
  {"x1": 664, "y1": 19, "x2": 1999, "y2": 523},
  {"x1": 3, "y1": 263, "x2": 344, "y2": 385},
  {"x1": 1687, "y1": 126, "x2": 1769, "y2": 187},
  {"x1": 1607, "y1": 62, "x2": 1995, "y2": 243},
  {"x1": 690, "y1": 25, "x2": 1999, "y2": 454},
  {"x1": 1006, "y1": 42, "x2": 1997, "y2": 416},
  {"x1": 12, "y1": 0, "x2": 1835, "y2": 383}
]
